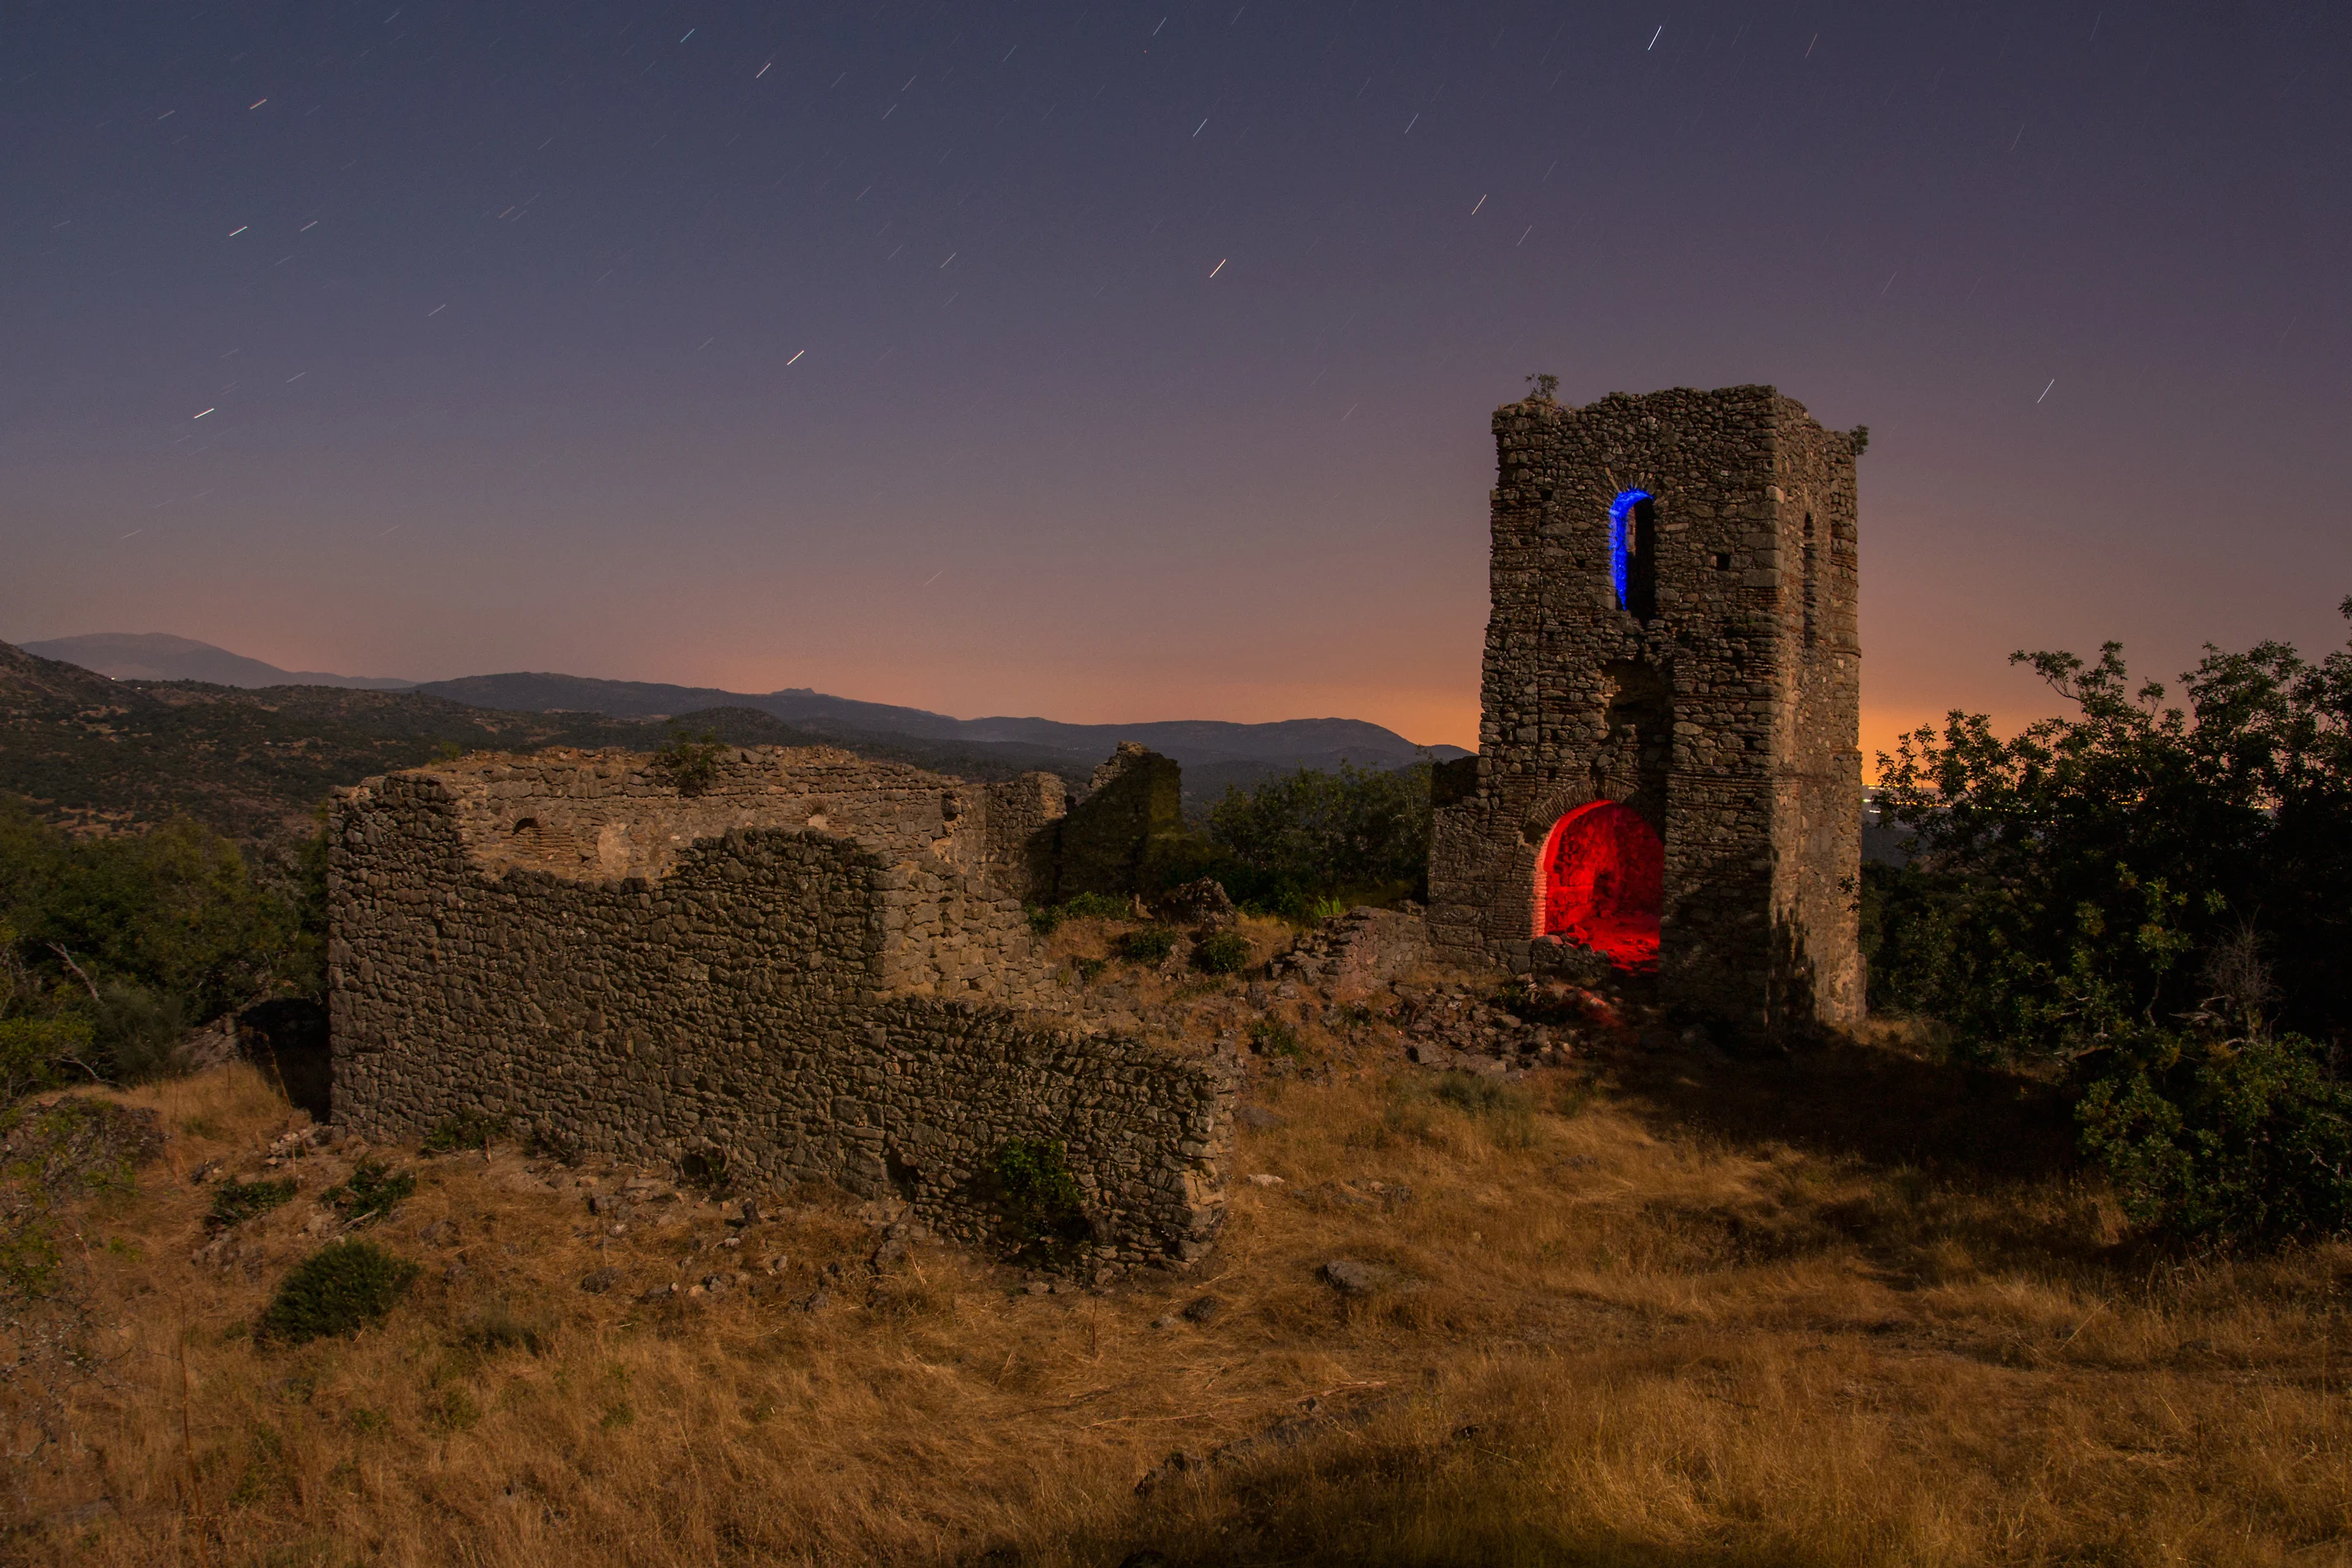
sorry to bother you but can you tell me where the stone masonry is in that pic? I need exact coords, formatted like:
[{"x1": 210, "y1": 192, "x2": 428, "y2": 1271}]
[
  {"x1": 1428, "y1": 385, "x2": 1863, "y2": 1039},
  {"x1": 329, "y1": 745, "x2": 1233, "y2": 1268}
]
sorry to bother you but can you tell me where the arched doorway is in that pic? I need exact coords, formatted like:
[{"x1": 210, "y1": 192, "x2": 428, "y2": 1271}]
[{"x1": 1537, "y1": 801, "x2": 1662, "y2": 971}]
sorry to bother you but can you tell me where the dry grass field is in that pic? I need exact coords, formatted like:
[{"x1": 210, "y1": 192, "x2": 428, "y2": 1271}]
[{"x1": 6, "y1": 940, "x2": 2350, "y2": 1566}]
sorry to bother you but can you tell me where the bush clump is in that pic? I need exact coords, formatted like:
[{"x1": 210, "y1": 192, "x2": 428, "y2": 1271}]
[
  {"x1": 1201, "y1": 762, "x2": 1432, "y2": 919},
  {"x1": 1871, "y1": 610, "x2": 2352, "y2": 1246},
  {"x1": 0, "y1": 805, "x2": 323, "y2": 1088},
  {"x1": 989, "y1": 1138, "x2": 1090, "y2": 1262},
  {"x1": 206, "y1": 1174, "x2": 297, "y2": 1232},
  {"x1": 1117, "y1": 926, "x2": 1178, "y2": 965},
  {"x1": 420, "y1": 1111, "x2": 506, "y2": 1154},
  {"x1": 2078, "y1": 1032, "x2": 2352, "y2": 1245},
  {"x1": 323, "y1": 1158, "x2": 415, "y2": 1223},
  {"x1": 1026, "y1": 892, "x2": 1135, "y2": 936},
  {"x1": 258, "y1": 1240, "x2": 420, "y2": 1345},
  {"x1": 1251, "y1": 1020, "x2": 1305, "y2": 1059},
  {"x1": 648, "y1": 728, "x2": 726, "y2": 796},
  {"x1": 1193, "y1": 929, "x2": 1252, "y2": 976}
]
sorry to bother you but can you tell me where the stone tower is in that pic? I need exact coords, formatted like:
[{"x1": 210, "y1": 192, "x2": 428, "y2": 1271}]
[{"x1": 1427, "y1": 384, "x2": 1863, "y2": 1040}]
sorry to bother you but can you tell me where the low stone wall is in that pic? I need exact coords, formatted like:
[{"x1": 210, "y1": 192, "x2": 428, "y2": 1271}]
[
  {"x1": 329, "y1": 749, "x2": 1233, "y2": 1268},
  {"x1": 1271, "y1": 906, "x2": 1434, "y2": 994}
]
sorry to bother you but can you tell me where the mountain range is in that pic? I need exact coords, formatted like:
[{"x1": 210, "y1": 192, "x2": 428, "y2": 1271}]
[
  {"x1": 21, "y1": 633, "x2": 416, "y2": 691},
  {"x1": 22, "y1": 634, "x2": 1462, "y2": 777},
  {"x1": 4, "y1": 634, "x2": 1465, "y2": 842}
]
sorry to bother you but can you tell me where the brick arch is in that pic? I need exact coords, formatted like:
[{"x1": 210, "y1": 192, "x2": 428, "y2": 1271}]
[{"x1": 1536, "y1": 801, "x2": 1662, "y2": 972}]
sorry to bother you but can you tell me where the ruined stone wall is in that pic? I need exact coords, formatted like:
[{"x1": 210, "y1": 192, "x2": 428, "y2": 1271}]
[
  {"x1": 1427, "y1": 385, "x2": 1862, "y2": 1038},
  {"x1": 978, "y1": 772, "x2": 1068, "y2": 906},
  {"x1": 1053, "y1": 742, "x2": 1185, "y2": 901},
  {"x1": 329, "y1": 748, "x2": 1232, "y2": 1267}
]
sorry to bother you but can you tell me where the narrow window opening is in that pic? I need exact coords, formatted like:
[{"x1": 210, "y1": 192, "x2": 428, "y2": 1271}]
[
  {"x1": 1712, "y1": 552, "x2": 1731, "y2": 571},
  {"x1": 1802, "y1": 512, "x2": 1819, "y2": 648},
  {"x1": 1609, "y1": 490, "x2": 1658, "y2": 621}
]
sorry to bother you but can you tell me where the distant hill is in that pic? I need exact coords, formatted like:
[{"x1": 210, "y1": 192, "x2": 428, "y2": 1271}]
[
  {"x1": 11, "y1": 635, "x2": 1470, "y2": 839},
  {"x1": 0, "y1": 643, "x2": 1092, "y2": 845},
  {"x1": 414, "y1": 672, "x2": 1468, "y2": 774},
  {"x1": 18, "y1": 633, "x2": 415, "y2": 691}
]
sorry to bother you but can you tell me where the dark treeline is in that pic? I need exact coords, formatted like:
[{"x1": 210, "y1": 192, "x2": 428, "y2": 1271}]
[{"x1": 1867, "y1": 602, "x2": 2352, "y2": 1245}]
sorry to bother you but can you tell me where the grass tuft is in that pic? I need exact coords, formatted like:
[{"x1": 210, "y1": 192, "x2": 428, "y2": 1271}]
[
  {"x1": 322, "y1": 1158, "x2": 414, "y2": 1222},
  {"x1": 257, "y1": 1239, "x2": 420, "y2": 1345},
  {"x1": 204, "y1": 1174, "x2": 297, "y2": 1232}
]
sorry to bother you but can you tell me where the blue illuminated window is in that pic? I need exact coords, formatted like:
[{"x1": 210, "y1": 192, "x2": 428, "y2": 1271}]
[{"x1": 1610, "y1": 490, "x2": 1655, "y2": 617}]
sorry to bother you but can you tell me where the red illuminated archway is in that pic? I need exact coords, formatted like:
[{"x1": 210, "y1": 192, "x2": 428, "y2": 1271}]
[{"x1": 1537, "y1": 801, "x2": 1662, "y2": 971}]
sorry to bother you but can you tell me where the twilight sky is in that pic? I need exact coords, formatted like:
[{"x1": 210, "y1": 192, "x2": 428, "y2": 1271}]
[{"x1": 6, "y1": 0, "x2": 2347, "y2": 760}]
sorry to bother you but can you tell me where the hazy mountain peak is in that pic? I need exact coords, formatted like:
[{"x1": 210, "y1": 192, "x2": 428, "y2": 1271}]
[{"x1": 19, "y1": 633, "x2": 415, "y2": 691}]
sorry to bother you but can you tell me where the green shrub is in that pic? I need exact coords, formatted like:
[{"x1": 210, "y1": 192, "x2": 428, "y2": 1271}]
[
  {"x1": 92, "y1": 982, "x2": 184, "y2": 1083},
  {"x1": 206, "y1": 1175, "x2": 297, "y2": 1232},
  {"x1": 1073, "y1": 957, "x2": 1107, "y2": 985},
  {"x1": 1206, "y1": 762, "x2": 1434, "y2": 912},
  {"x1": 0, "y1": 1013, "x2": 91, "y2": 1103},
  {"x1": 2079, "y1": 1032, "x2": 2352, "y2": 1245},
  {"x1": 323, "y1": 1159, "x2": 414, "y2": 1222},
  {"x1": 1876, "y1": 617, "x2": 2352, "y2": 1055},
  {"x1": 988, "y1": 1138, "x2": 1090, "y2": 1261},
  {"x1": 420, "y1": 1111, "x2": 505, "y2": 1154},
  {"x1": 1118, "y1": 926, "x2": 1178, "y2": 964},
  {"x1": 0, "y1": 804, "x2": 321, "y2": 1055},
  {"x1": 1193, "y1": 930, "x2": 1252, "y2": 976},
  {"x1": 258, "y1": 1241, "x2": 420, "y2": 1344},
  {"x1": 648, "y1": 729, "x2": 726, "y2": 797},
  {"x1": 1251, "y1": 1020, "x2": 1305, "y2": 1059},
  {"x1": 1029, "y1": 892, "x2": 1138, "y2": 937}
]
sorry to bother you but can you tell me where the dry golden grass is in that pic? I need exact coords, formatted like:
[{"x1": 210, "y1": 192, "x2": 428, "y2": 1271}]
[{"x1": 7, "y1": 1016, "x2": 2351, "y2": 1566}]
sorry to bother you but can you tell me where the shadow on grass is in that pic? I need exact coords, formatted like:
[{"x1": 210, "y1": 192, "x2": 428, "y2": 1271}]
[{"x1": 1615, "y1": 1036, "x2": 2080, "y2": 1188}]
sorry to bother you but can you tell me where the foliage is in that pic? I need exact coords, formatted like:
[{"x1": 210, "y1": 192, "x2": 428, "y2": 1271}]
[
  {"x1": 1027, "y1": 892, "x2": 1134, "y2": 936},
  {"x1": 987, "y1": 1138, "x2": 1089, "y2": 1260},
  {"x1": 0, "y1": 801, "x2": 323, "y2": 1084},
  {"x1": 2077, "y1": 1032, "x2": 2352, "y2": 1245},
  {"x1": 1874, "y1": 610, "x2": 2352, "y2": 1244},
  {"x1": 0, "y1": 1015, "x2": 92, "y2": 1105},
  {"x1": 1199, "y1": 761, "x2": 1432, "y2": 919},
  {"x1": 257, "y1": 1241, "x2": 420, "y2": 1345},
  {"x1": 649, "y1": 728, "x2": 727, "y2": 796},
  {"x1": 1251, "y1": 1020, "x2": 1305, "y2": 1059},
  {"x1": 1, "y1": 1098, "x2": 160, "y2": 1303},
  {"x1": 206, "y1": 1175, "x2": 298, "y2": 1232},
  {"x1": 1116, "y1": 925, "x2": 1178, "y2": 965},
  {"x1": 1875, "y1": 611, "x2": 2352, "y2": 1057},
  {"x1": 421, "y1": 1111, "x2": 507, "y2": 1154},
  {"x1": 1193, "y1": 930, "x2": 1252, "y2": 975},
  {"x1": 323, "y1": 1159, "x2": 415, "y2": 1223}
]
